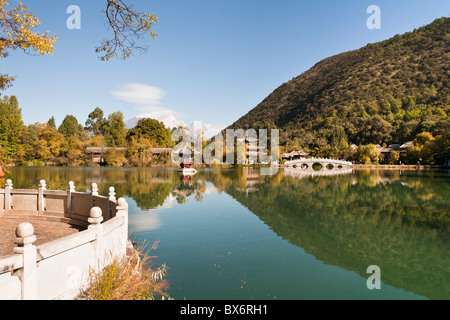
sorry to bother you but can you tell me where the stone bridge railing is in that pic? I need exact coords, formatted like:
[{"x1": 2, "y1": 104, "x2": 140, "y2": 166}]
[
  {"x1": 284, "y1": 158, "x2": 353, "y2": 171},
  {"x1": 0, "y1": 180, "x2": 129, "y2": 300}
]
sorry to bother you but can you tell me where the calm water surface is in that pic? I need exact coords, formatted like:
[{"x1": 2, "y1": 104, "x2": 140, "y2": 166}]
[{"x1": 8, "y1": 167, "x2": 450, "y2": 300}]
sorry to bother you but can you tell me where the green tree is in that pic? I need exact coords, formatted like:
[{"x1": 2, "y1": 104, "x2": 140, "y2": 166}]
[
  {"x1": 16, "y1": 124, "x2": 35, "y2": 162},
  {"x1": 355, "y1": 144, "x2": 380, "y2": 164},
  {"x1": 337, "y1": 138, "x2": 354, "y2": 160},
  {"x1": 23, "y1": 123, "x2": 51, "y2": 161},
  {"x1": 127, "y1": 118, "x2": 173, "y2": 148},
  {"x1": 0, "y1": 144, "x2": 8, "y2": 186},
  {"x1": 403, "y1": 132, "x2": 448, "y2": 165},
  {"x1": 40, "y1": 123, "x2": 65, "y2": 158},
  {"x1": 0, "y1": 95, "x2": 23, "y2": 158},
  {"x1": 126, "y1": 136, "x2": 154, "y2": 167},
  {"x1": 59, "y1": 136, "x2": 84, "y2": 165},
  {"x1": 386, "y1": 150, "x2": 400, "y2": 164},
  {"x1": 404, "y1": 145, "x2": 421, "y2": 164},
  {"x1": 85, "y1": 107, "x2": 106, "y2": 136},
  {"x1": 415, "y1": 132, "x2": 448, "y2": 165},
  {"x1": 415, "y1": 132, "x2": 434, "y2": 146},
  {"x1": 47, "y1": 116, "x2": 56, "y2": 128},
  {"x1": 434, "y1": 133, "x2": 450, "y2": 164},
  {"x1": 18, "y1": 123, "x2": 63, "y2": 162},
  {"x1": 104, "y1": 111, "x2": 126, "y2": 147},
  {"x1": 58, "y1": 115, "x2": 84, "y2": 139},
  {"x1": 103, "y1": 148, "x2": 127, "y2": 167}
]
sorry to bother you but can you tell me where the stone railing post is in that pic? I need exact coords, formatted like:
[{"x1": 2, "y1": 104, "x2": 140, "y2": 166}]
[
  {"x1": 88, "y1": 207, "x2": 104, "y2": 271},
  {"x1": 38, "y1": 180, "x2": 46, "y2": 215},
  {"x1": 67, "y1": 181, "x2": 75, "y2": 216},
  {"x1": 91, "y1": 183, "x2": 98, "y2": 208},
  {"x1": 14, "y1": 222, "x2": 37, "y2": 300},
  {"x1": 5, "y1": 179, "x2": 12, "y2": 214},
  {"x1": 108, "y1": 187, "x2": 116, "y2": 220},
  {"x1": 108, "y1": 187, "x2": 116, "y2": 202},
  {"x1": 91, "y1": 183, "x2": 98, "y2": 196},
  {"x1": 116, "y1": 198, "x2": 128, "y2": 257}
]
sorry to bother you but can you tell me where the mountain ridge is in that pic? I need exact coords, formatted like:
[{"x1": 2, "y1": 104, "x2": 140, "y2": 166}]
[{"x1": 227, "y1": 17, "x2": 450, "y2": 148}]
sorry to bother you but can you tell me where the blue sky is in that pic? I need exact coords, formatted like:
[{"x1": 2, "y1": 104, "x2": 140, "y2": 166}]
[{"x1": 2, "y1": 0, "x2": 449, "y2": 135}]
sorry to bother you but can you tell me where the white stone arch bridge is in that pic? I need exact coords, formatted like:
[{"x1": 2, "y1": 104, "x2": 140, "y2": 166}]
[{"x1": 283, "y1": 158, "x2": 353, "y2": 171}]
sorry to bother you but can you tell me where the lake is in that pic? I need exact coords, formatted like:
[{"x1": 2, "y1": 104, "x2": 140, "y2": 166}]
[{"x1": 7, "y1": 166, "x2": 450, "y2": 300}]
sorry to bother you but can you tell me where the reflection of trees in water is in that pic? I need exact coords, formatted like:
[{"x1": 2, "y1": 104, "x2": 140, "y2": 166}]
[
  {"x1": 223, "y1": 169, "x2": 450, "y2": 300},
  {"x1": 209, "y1": 168, "x2": 449, "y2": 230},
  {"x1": 123, "y1": 170, "x2": 180, "y2": 210},
  {"x1": 207, "y1": 167, "x2": 266, "y2": 195},
  {"x1": 171, "y1": 174, "x2": 206, "y2": 204},
  {"x1": 9, "y1": 167, "x2": 181, "y2": 210},
  {"x1": 8, "y1": 167, "x2": 450, "y2": 298},
  {"x1": 10, "y1": 167, "x2": 449, "y2": 228},
  {"x1": 9, "y1": 167, "x2": 98, "y2": 191},
  {"x1": 9, "y1": 167, "x2": 210, "y2": 210}
]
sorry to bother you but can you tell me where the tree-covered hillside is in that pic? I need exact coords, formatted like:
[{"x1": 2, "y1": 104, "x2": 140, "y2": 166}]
[{"x1": 228, "y1": 17, "x2": 449, "y2": 149}]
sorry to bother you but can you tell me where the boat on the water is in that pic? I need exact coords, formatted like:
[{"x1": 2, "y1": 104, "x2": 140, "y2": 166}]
[
  {"x1": 178, "y1": 167, "x2": 197, "y2": 174},
  {"x1": 178, "y1": 160, "x2": 197, "y2": 174}
]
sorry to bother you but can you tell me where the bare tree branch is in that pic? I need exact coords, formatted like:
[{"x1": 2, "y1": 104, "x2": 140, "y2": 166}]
[{"x1": 97, "y1": 0, "x2": 158, "y2": 61}]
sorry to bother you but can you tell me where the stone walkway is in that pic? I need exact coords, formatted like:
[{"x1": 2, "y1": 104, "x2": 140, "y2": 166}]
[{"x1": 0, "y1": 218, "x2": 83, "y2": 258}]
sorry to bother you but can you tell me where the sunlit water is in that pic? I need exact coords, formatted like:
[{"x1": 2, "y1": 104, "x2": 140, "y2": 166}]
[{"x1": 7, "y1": 167, "x2": 450, "y2": 300}]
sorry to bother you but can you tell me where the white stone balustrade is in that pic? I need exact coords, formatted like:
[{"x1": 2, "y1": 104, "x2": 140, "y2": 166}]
[
  {"x1": 284, "y1": 158, "x2": 354, "y2": 171},
  {"x1": 0, "y1": 181, "x2": 129, "y2": 300}
]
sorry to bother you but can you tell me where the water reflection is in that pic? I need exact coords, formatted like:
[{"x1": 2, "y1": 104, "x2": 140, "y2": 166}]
[
  {"x1": 8, "y1": 167, "x2": 450, "y2": 299},
  {"x1": 172, "y1": 173, "x2": 205, "y2": 204},
  {"x1": 222, "y1": 168, "x2": 449, "y2": 300},
  {"x1": 284, "y1": 167, "x2": 353, "y2": 178}
]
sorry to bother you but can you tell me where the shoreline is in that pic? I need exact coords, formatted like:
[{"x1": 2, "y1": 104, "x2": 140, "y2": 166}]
[
  {"x1": 5, "y1": 163, "x2": 448, "y2": 171},
  {"x1": 352, "y1": 164, "x2": 446, "y2": 170}
]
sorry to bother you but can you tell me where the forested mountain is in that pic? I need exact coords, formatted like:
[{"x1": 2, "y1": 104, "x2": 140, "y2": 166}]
[{"x1": 228, "y1": 17, "x2": 450, "y2": 149}]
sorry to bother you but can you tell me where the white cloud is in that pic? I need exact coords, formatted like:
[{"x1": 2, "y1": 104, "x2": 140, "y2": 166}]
[
  {"x1": 155, "y1": 194, "x2": 178, "y2": 210},
  {"x1": 112, "y1": 82, "x2": 226, "y2": 137},
  {"x1": 111, "y1": 83, "x2": 166, "y2": 108},
  {"x1": 128, "y1": 213, "x2": 163, "y2": 233},
  {"x1": 112, "y1": 82, "x2": 185, "y2": 129}
]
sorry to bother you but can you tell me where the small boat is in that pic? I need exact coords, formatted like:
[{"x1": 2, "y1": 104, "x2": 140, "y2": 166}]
[
  {"x1": 178, "y1": 167, "x2": 197, "y2": 174},
  {"x1": 177, "y1": 161, "x2": 197, "y2": 174}
]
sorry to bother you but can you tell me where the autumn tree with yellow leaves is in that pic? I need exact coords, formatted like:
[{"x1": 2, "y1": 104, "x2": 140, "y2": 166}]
[
  {"x1": 0, "y1": 1, "x2": 160, "y2": 167},
  {"x1": 0, "y1": 0, "x2": 158, "y2": 89},
  {"x1": 0, "y1": 0, "x2": 57, "y2": 89}
]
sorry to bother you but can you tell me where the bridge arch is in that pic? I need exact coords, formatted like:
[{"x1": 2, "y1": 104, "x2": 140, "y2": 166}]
[{"x1": 284, "y1": 158, "x2": 353, "y2": 171}]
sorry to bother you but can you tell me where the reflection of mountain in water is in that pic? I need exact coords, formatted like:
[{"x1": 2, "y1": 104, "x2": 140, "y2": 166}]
[
  {"x1": 221, "y1": 169, "x2": 450, "y2": 300},
  {"x1": 10, "y1": 167, "x2": 450, "y2": 299}
]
